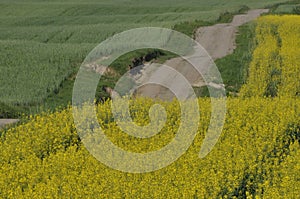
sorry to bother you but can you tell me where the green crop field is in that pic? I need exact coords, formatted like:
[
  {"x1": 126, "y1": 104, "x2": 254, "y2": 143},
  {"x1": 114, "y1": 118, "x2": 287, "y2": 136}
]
[
  {"x1": 0, "y1": 0, "x2": 289, "y2": 117},
  {"x1": 0, "y1": 0, "x2": 300, "y2": 198}
]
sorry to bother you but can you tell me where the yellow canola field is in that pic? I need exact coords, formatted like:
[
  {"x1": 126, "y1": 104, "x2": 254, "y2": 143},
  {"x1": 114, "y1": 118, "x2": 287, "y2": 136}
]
[
  {"x1": 1, "y1": 15, "x2": 300, "y2": 198},
  {"x1": 240, "y1": 15, "x2": 300, "y2": 98},
  {"x1": 0, "y1": 97, "x2": 299, "y2": 198}
]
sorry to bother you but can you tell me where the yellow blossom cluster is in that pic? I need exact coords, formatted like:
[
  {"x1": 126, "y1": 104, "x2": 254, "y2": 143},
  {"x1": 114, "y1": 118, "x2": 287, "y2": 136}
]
[
  {"x1": 0, "y1": 15, "x2": 299, "y2": 198},
  {"x1": 240, "y1": 15, "x2": 300, "y2": 98},
  {"x1": 1, "y1": 97, "x2": 299, "y2": 198}
]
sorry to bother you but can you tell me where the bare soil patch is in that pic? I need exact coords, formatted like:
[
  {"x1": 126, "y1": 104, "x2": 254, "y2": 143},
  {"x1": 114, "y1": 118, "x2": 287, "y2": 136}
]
[
  {"x1": 135, "y1": 9, "x2": 269, "y2": 100},
  {"x1": 0, "y1": 119, "x2": 19, "y2": 129}
]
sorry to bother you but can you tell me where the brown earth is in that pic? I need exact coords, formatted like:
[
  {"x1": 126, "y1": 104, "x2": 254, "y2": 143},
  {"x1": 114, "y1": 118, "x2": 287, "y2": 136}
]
[
  {"x1": 0, "y1": 119, "x2": 19, "y2": 129},
  {"x1": 0, "y1": 9, "x2": 269, "y2": 128},
  {"x1": 194, "y1": 9, "x2": 269, "y2": 60},
  {"x1": 135, "y1": 9, "x2": 269, "y2": 99}
]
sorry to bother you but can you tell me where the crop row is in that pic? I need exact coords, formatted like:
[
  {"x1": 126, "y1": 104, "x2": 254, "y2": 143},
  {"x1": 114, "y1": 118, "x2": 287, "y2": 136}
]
[
  {"x1": 240, "y1": 15, "x2": 300, "y2": 98},
  {"x1": 0, "y1": 97, "x2": 299, "y2": 198}
]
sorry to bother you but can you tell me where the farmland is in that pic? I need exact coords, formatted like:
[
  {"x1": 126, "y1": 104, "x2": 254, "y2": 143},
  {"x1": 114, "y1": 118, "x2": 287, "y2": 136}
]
[
  {"x1": 1, "y1": 0, "x2": 300, "y2": 198},
  {"x1": 1, "y1": 97, "x2": 299, "y2": 198},
  {"x1": 1, "y1": 11, "x2": 300, "y2": 197},
  {"x1": 0, "y1": 0, "x2": 289, "y2": 116},
  {"x1": 240, "y1": 15, "x2": 300, "y2": 98}
]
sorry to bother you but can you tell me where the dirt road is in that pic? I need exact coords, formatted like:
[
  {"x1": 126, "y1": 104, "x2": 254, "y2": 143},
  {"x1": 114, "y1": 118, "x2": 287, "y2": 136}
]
[
  {"x1": 195, "y1": 9, "x2": 269, "y2": 60},
  {"x1": 0, "y1": 9, "x2": 269, "y2": 128},
  {"x1": 0, "y1": 119, "x2": 19, "y2": 129},
  {"x1": 134, "y1": 9, "x2": 269, "y2": 100}
]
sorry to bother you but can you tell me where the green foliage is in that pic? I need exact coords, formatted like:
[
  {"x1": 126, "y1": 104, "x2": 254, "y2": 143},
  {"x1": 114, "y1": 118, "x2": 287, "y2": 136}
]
[
  {"x1": 173, "y1": 20, "x2": 212, "y2": 38},
  {"x1": 193, "y1": 86, "x2": 216, "y2": 98},
  {"x1": 0, "y1": 41, "x2": 93, "y2": 105},
  {"x1": 215, "y1": 23, "x2": 256, "y2": 95},
  {"x1": 0, "y1": 102, "x2": 22, "y2": 118},
  {"x1": 269, "y1": 0, "x2": 300, "y2": 13},
  {"x1": 173, "y1": 5, "x2": 250, "y2": 38},
  {"x1": 294, "y1": 4, "x2": 300, "y2": 13},
  {"x1": 265, "y1": 80, "x2": 280, "y2": 97},
  {"x1": 0, "y1": 0, "x2": 291, "y2": 115},
  {"x1": 217, "y1": 5, "x2": 250, "y2": 23}
]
